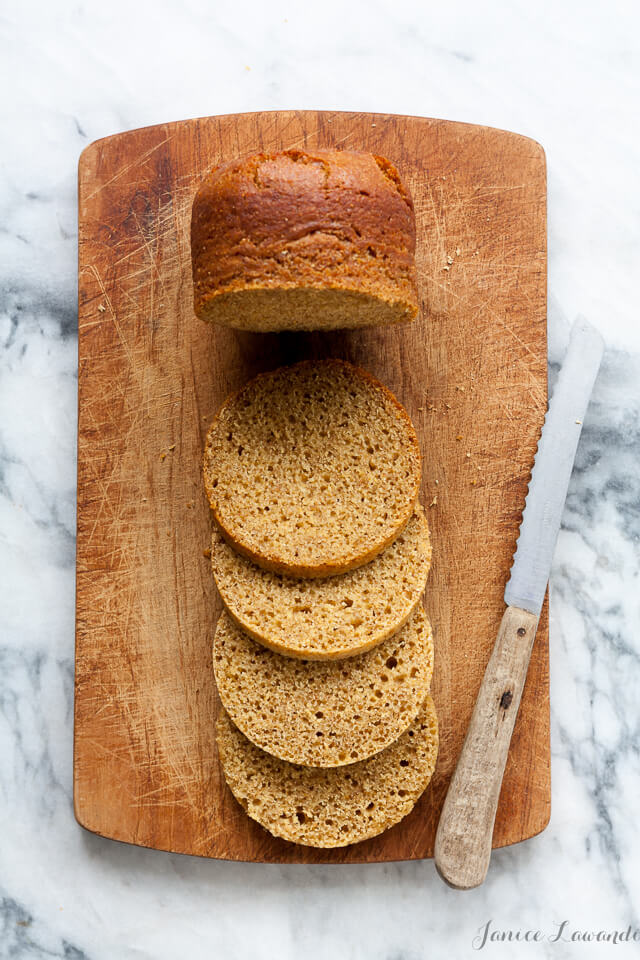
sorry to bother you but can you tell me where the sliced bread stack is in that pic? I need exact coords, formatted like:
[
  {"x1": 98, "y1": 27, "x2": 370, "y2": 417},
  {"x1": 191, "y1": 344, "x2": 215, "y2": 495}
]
[{"x1": 203, "y1": 359, "x2": 438, "y2": 848}]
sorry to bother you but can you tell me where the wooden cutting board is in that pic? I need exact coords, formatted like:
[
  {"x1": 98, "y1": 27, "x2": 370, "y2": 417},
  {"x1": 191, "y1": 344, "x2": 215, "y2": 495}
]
[{"x1": 74, "y1": 111, "x2": 549, "y2": 863}]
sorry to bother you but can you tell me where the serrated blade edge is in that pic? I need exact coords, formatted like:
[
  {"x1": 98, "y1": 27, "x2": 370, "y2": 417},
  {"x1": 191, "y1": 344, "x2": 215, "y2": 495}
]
[{"x1": 504, "y1": 318, "x2": 603, "y2": 615}]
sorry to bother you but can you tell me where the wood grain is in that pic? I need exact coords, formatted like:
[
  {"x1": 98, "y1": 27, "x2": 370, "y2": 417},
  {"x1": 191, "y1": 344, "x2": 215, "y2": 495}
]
[
  {"x1": 434, "y1": 605, "x2": 541, "y2": 888},
  {"x1": 74, "y1": 110, "x2": 550, "y2": 863}
]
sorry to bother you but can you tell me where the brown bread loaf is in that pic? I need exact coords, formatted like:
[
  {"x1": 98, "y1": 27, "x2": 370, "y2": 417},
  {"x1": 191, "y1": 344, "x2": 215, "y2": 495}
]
[{"x1": 191, "y1": 148, "x2": 418, "y2": 331}]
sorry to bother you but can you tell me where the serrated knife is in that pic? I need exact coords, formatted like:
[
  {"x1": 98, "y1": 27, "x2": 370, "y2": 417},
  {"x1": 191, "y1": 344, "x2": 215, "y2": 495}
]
[{"x1": 434, "y1": 318, "x2": 604, "y2": 890}]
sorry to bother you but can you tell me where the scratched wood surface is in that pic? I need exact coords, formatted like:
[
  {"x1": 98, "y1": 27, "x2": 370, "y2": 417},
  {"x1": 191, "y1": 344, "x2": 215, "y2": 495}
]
[{"x1": 74, "y1": 111, "x2": 550, "y2": 863}]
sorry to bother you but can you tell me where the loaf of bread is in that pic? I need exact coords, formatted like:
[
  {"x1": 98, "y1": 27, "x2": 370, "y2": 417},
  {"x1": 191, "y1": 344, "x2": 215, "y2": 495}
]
[
  {"x1": 213, "y1": 606, "x2": 434, "y2": 766},
  {"x1": 212, "y1": 505, "x2": 431, "y2": 659},
  {"x1": 217, "y1": 696, "x2": 438, "y2": 848},
  {"x1": 191, "y1": 148, "x2": 418, "y2": 331},
  {"x1": 203, "y1": 359, "x2": 421, "y2": 578}
]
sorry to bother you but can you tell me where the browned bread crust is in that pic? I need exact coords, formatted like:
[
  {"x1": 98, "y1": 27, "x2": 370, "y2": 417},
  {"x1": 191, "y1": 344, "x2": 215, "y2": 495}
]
[{"x1": 191, "y1": 149, "x2": 418, "y2": 331}]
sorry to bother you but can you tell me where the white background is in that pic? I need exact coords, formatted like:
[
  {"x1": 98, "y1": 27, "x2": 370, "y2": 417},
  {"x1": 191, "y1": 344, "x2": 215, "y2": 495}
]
[{"x1": 1, "y1": 1, "x2": 639, "y2": 957}]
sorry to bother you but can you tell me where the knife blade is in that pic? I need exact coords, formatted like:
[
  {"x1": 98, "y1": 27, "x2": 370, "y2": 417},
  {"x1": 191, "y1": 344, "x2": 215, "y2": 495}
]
[{"x1": 504, "y1": 317, "x2": 604, "y2": 615}]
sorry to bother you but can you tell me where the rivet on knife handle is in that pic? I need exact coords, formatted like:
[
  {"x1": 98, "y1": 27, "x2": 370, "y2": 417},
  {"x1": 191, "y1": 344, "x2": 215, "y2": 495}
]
[{"x1": 434, "y1": 318, "x2": 604, "y2": 889}]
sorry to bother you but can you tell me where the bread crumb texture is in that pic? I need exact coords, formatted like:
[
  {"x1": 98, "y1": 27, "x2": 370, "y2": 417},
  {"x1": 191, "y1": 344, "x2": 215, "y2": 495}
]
[
  {"x1": 213, "y1": 605, "x2": 434, "y2": 766},
  {"x1": 217, "y1": 695, "x2": 438, "y2": 847},
  {"x1": 191, "y1": 148, "x2": 418, "y2": 331},
  {"x1": 212, "y1": 505, "x2": 431, "y2": 659},
  {"x1": 204, "y1": 359, "x2": 421, "y2": 577}
]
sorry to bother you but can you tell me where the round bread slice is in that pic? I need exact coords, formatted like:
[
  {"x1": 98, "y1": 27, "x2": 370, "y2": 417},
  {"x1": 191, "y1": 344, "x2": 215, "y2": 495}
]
[
  {"x1": 212, "y1": 505, "x2": 431, "y2": 659},
  {"x1": 217, "y1": 695, "x2": 439, "y2": 848},
  {"x1": 213, "y1": 606, "x2": 434, "y2": 767},
  {"x1": 203, "y1": 359, "x2": 421, "y2": 578},
  {"x1": 191, "y1": 149, "x2": 418, "y2": 332}
]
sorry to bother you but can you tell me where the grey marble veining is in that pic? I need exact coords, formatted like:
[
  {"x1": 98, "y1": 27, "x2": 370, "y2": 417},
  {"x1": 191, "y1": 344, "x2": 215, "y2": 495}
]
[{"x1": 1, "y1": 0, "x2": 639, "y2": 957}]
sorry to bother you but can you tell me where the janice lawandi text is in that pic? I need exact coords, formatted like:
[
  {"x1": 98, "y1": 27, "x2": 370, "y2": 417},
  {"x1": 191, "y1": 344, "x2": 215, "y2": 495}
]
[{"x1": 473, "y1": 920, "x2": 640, "y2": 950}]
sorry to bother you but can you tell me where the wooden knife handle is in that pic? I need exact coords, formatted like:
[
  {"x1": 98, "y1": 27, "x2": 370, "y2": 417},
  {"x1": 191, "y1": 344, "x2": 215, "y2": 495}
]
[{"x1": 434, "y1": 605, "x2": 540, "y2": 889}]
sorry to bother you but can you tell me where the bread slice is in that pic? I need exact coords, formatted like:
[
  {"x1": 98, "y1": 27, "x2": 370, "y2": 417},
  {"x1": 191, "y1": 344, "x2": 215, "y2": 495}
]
[
  {"x1": 191, "y1": 149, "x2": 418, "y2": 332},
  {"x1": 212, "y1": 505, "x2": 431, "y2": 659},
  {"x1": 203, "y1": 359, "x2": 422, "y2": 578},
  {"x1": 217, "y1": 695, "x2": 438, "y2": 848},
  {"x1": 213, "y1": 606, "x2": 434, "y2": 767}
]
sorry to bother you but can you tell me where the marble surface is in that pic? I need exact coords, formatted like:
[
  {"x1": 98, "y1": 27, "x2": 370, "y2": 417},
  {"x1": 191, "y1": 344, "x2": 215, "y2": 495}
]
[{"x1": 1, "y1": 0, "x2": 639, "y2": 956}]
